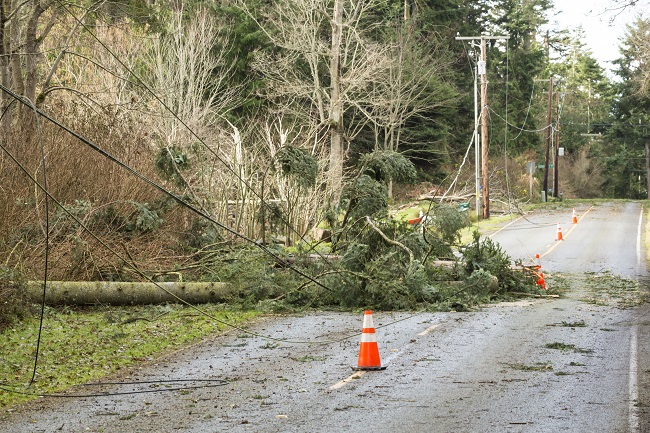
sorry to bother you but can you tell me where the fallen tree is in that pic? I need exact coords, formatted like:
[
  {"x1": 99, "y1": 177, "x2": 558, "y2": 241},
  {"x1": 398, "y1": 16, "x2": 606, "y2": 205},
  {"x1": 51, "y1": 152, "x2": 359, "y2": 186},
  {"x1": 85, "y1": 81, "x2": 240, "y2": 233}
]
[{"x1": 26, "y1": 281, "x2": 234, "y2": 306}]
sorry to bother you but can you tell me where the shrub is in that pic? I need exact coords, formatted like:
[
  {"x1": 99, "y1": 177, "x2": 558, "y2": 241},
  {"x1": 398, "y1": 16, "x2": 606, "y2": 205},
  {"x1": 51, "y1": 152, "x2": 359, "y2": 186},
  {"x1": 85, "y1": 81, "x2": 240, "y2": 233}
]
[{"x1": 0, "y1": 267, "x2": 30, "y2": 331}]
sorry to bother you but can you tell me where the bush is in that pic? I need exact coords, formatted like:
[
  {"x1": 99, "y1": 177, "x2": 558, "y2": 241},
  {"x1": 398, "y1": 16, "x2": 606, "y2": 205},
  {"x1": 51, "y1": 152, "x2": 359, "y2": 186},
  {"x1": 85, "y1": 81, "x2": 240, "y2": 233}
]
[{"x1": 0, "y1": 267, "x2": 31, "y2": 331}]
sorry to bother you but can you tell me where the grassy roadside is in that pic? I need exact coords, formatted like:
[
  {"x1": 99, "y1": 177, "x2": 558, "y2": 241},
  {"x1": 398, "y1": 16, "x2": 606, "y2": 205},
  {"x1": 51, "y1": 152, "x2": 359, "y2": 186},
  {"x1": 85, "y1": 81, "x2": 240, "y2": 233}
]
[{"x1": 0, "y1": 304, "x2": 259, "y2": 409}]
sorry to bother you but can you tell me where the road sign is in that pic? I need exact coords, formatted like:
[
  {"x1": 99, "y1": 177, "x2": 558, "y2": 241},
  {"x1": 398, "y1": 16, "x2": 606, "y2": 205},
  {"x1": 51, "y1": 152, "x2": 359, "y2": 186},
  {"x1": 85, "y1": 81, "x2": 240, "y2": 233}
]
[{"x1": 526, "y1": 161, "x2": 536, "y2": 174}]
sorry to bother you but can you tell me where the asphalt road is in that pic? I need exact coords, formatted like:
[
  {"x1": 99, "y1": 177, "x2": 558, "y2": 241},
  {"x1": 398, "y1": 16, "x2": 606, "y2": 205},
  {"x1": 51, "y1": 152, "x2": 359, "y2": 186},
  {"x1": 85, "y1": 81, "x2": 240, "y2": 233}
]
[
  {"x1": 2, "y1": 201, "x2": 648, "y2": 433},
  {"x1": 483, "y1": 201, "x2": 646, "y2": 277}
]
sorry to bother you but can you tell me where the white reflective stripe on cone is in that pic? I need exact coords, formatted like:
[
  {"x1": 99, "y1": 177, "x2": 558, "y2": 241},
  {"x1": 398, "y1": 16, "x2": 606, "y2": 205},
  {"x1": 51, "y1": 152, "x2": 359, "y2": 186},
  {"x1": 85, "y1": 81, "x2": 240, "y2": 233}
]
[{"x1": 360, "y1": 333, "x2": 377, "y2": 343}]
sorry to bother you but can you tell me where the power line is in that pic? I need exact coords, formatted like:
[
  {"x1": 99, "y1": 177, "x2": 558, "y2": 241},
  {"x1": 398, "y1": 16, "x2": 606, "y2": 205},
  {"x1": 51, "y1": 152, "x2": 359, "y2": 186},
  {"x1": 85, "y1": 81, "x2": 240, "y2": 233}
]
[
  {"x1": 510, "y1": 80, "x2": 537, "y2": 140},
  {"x1": 0, "y1": 86, "x2": 364, "y2": 348},
  {"x1": 0, "y1": 379, "x2": 229, "y2": 398},
  {"x1": 1, "y1": 86, "x2": 434, "y2": 351}
]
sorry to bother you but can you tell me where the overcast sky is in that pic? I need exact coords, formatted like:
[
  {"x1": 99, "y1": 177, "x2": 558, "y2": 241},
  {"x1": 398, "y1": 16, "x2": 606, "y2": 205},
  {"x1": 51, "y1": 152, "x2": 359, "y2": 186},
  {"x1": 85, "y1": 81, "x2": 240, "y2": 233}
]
[{"x1": 548, "y1": 0, "x2": 645, "y2": 72}]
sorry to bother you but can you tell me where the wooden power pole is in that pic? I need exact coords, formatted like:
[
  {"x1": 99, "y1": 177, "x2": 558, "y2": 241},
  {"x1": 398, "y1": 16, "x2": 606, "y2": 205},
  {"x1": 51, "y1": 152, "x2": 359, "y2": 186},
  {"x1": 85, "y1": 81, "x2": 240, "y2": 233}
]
[
  {"x1": 543, "y1": 76, "x2": 553, "y2": 199},
  {"x1": 456, "y1": 34, "x2": 509, "y2": 219},
  {"x1": 479, "y1": 37, "x2": 489, "y2": 219},
  {"x1": 553, "y1": 90, "x2": 560, "y2": 198}
]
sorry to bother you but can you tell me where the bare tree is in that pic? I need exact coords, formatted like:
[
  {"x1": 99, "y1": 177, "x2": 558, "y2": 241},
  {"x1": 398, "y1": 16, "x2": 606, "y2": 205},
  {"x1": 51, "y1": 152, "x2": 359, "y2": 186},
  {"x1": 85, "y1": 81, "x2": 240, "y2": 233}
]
[
  {"x1": 259, "y1": 117, "x2": 328, "y2": 245},
  {"x1": 329, "y1": 0, "x2": 344, "y2": 204},
  {"x1": 342, "y1": 17, "x2": 456, "y2": 197},
  {"x1": 143, "y1": 7, "x2": 241, "y2": 217},
  {"x1": 371, "y1": 36, "x2": 452, "y2": 153},
  {"x1": 1, "y1": 0, "x2": 58, "y2": 130},
  {"x1": 0, "y1": 0, "x2": 151, "y2": 133},
  {"x1": 238, "y1": 0, "x2": 387, "y2": 204},
  {"x1": 146, "y1": 8, "x2": 238, "y2": 147},
  {"x1": 38, "y1": 16, "x2": 149, "y2": 120}
]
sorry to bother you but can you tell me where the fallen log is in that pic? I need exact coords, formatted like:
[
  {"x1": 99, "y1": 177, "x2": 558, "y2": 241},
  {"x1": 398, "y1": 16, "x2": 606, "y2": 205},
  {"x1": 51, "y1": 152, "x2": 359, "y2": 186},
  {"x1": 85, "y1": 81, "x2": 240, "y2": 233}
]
[
  {"x1": 510, "y1": 292, "x2": 560, "y2": 298},
  {"x1": 432, "y1": 260, "x2": 456, "y2": 268},
  {"x1": 417, "y1": 192, "x2": 474, "y2": 201},
  {"x1": 280, "y1": 254, "x2": 340, "y2": 266},
  {"x1": 431, "y1": 261, "x2": 537, "y2": 275},
  {"x1": 26, "y1": 281, "x2": 235, "y2": 306}
]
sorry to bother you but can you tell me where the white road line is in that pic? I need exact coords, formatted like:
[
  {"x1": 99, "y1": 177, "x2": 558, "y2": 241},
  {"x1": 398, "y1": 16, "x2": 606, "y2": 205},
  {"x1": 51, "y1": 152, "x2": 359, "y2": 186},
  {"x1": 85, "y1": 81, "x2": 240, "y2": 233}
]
[
  {"x1": 329, "y1": 371, "x2": 365, "y2": 390},
  {"x1": 630, "y1": 207, "x2": 644, "y2": 431},
  {"x1": 418, "y1": 323, "x2": 441, "y2": 336},
  {"x1": 488, "y1": 215, "x2": 524, "y2": 238},
  {"x1": 629, "y1": 324, "x2": 640, "y2": 432}
]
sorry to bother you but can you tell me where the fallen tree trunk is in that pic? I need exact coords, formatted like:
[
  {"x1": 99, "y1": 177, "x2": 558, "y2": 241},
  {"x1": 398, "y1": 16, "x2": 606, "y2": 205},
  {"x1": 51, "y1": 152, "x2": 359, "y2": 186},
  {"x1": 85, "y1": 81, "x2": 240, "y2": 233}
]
[
  {"x1": 26, "y1": 281, "x2": 235, "y2": 306},
  {"x1": 417, "y1": 192, "x2": 474, "y2": 201}
]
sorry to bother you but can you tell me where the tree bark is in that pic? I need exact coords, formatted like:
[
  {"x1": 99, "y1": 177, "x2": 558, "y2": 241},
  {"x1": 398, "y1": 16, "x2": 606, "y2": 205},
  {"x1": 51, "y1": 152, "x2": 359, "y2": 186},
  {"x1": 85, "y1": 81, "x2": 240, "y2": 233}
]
[
  {"x1": 554, "y1": 91, "x2": 560, "y2": 197},
  {"x1": 0, "y1": 0, "x2": 10, "y2": 131},
  {"x1": 328, "y1": 0, "x2": 344, "y2": 205}
]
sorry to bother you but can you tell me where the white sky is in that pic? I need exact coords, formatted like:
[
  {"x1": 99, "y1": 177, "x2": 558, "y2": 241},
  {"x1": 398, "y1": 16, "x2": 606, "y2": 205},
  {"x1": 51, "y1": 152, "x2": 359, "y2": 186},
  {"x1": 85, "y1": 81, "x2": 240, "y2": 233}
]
[{"x1": 548, "y1": 0, "x2": 645, "y2": 72}]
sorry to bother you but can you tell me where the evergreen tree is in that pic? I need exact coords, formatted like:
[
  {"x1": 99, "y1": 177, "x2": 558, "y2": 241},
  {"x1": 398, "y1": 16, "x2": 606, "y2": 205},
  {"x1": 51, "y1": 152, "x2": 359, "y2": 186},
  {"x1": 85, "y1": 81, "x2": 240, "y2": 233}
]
[
  {"x1": 489, "y1": 0, "x2": 553, "y2": 152},
  {"x1": 606, "y1": 18, "x2": 650, "y2": 198}
]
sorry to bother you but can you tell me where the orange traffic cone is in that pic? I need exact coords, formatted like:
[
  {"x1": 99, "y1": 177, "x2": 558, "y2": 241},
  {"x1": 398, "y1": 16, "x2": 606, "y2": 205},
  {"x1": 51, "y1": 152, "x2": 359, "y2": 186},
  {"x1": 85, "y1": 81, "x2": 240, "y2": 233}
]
[
  {"x1": 534, "y1": 253, "x2": 546, "y2": 289},
  {"x1": 572, "y1": 208, "x2": 578, "y2": 224},
  {"x1": 408, "y1": 211, "x2": 424, "y2": 225},
  {"x1": 355, "y1": 311, "x2": 386, "y2": 371},
  {"x1": 537, "y1": 271, "x2": 547, "y2": 290},
  {"x1": 556, "y1": 222, "x2": 563, "y2": 241}
]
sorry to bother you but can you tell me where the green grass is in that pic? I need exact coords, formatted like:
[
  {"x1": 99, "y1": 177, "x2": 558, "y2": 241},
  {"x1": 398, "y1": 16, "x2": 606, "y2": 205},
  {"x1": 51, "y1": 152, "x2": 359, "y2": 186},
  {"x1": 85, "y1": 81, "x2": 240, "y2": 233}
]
[
  {"x1": 291, "y1": 355, "x2": 327, "y2": 362},
  {"x1": 0, "y1": 304, "x2": 259, "y2": 408},
  {"x1": 507, "y1": 362, "x2": 553, "y2": 372},
  {"x1": 560, "y1": 320, "x2": 587, "y2": 327},
  {"x1": 544, "y1": 342, "x2": 593, "y2": 353}
]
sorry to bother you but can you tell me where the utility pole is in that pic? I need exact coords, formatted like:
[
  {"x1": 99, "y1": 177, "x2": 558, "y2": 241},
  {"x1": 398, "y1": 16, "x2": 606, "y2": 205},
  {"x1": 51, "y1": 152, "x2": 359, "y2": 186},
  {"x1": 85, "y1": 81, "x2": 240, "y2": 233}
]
[
  {"x1": 456, "y1": 34, "x2": 509, "y2": 219},
  {"x1": 553, "y1": 90, "x2": 560, "y2": 198},
  {"x1": 543, "y1": 76, "x2": 553, "y2": 199},
  {"x1": 474, "y1": 58, "x2": 479, "y2": 220},
  {"x1": 479, "y1": 37, "x2": 489, "y2": 219}
]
